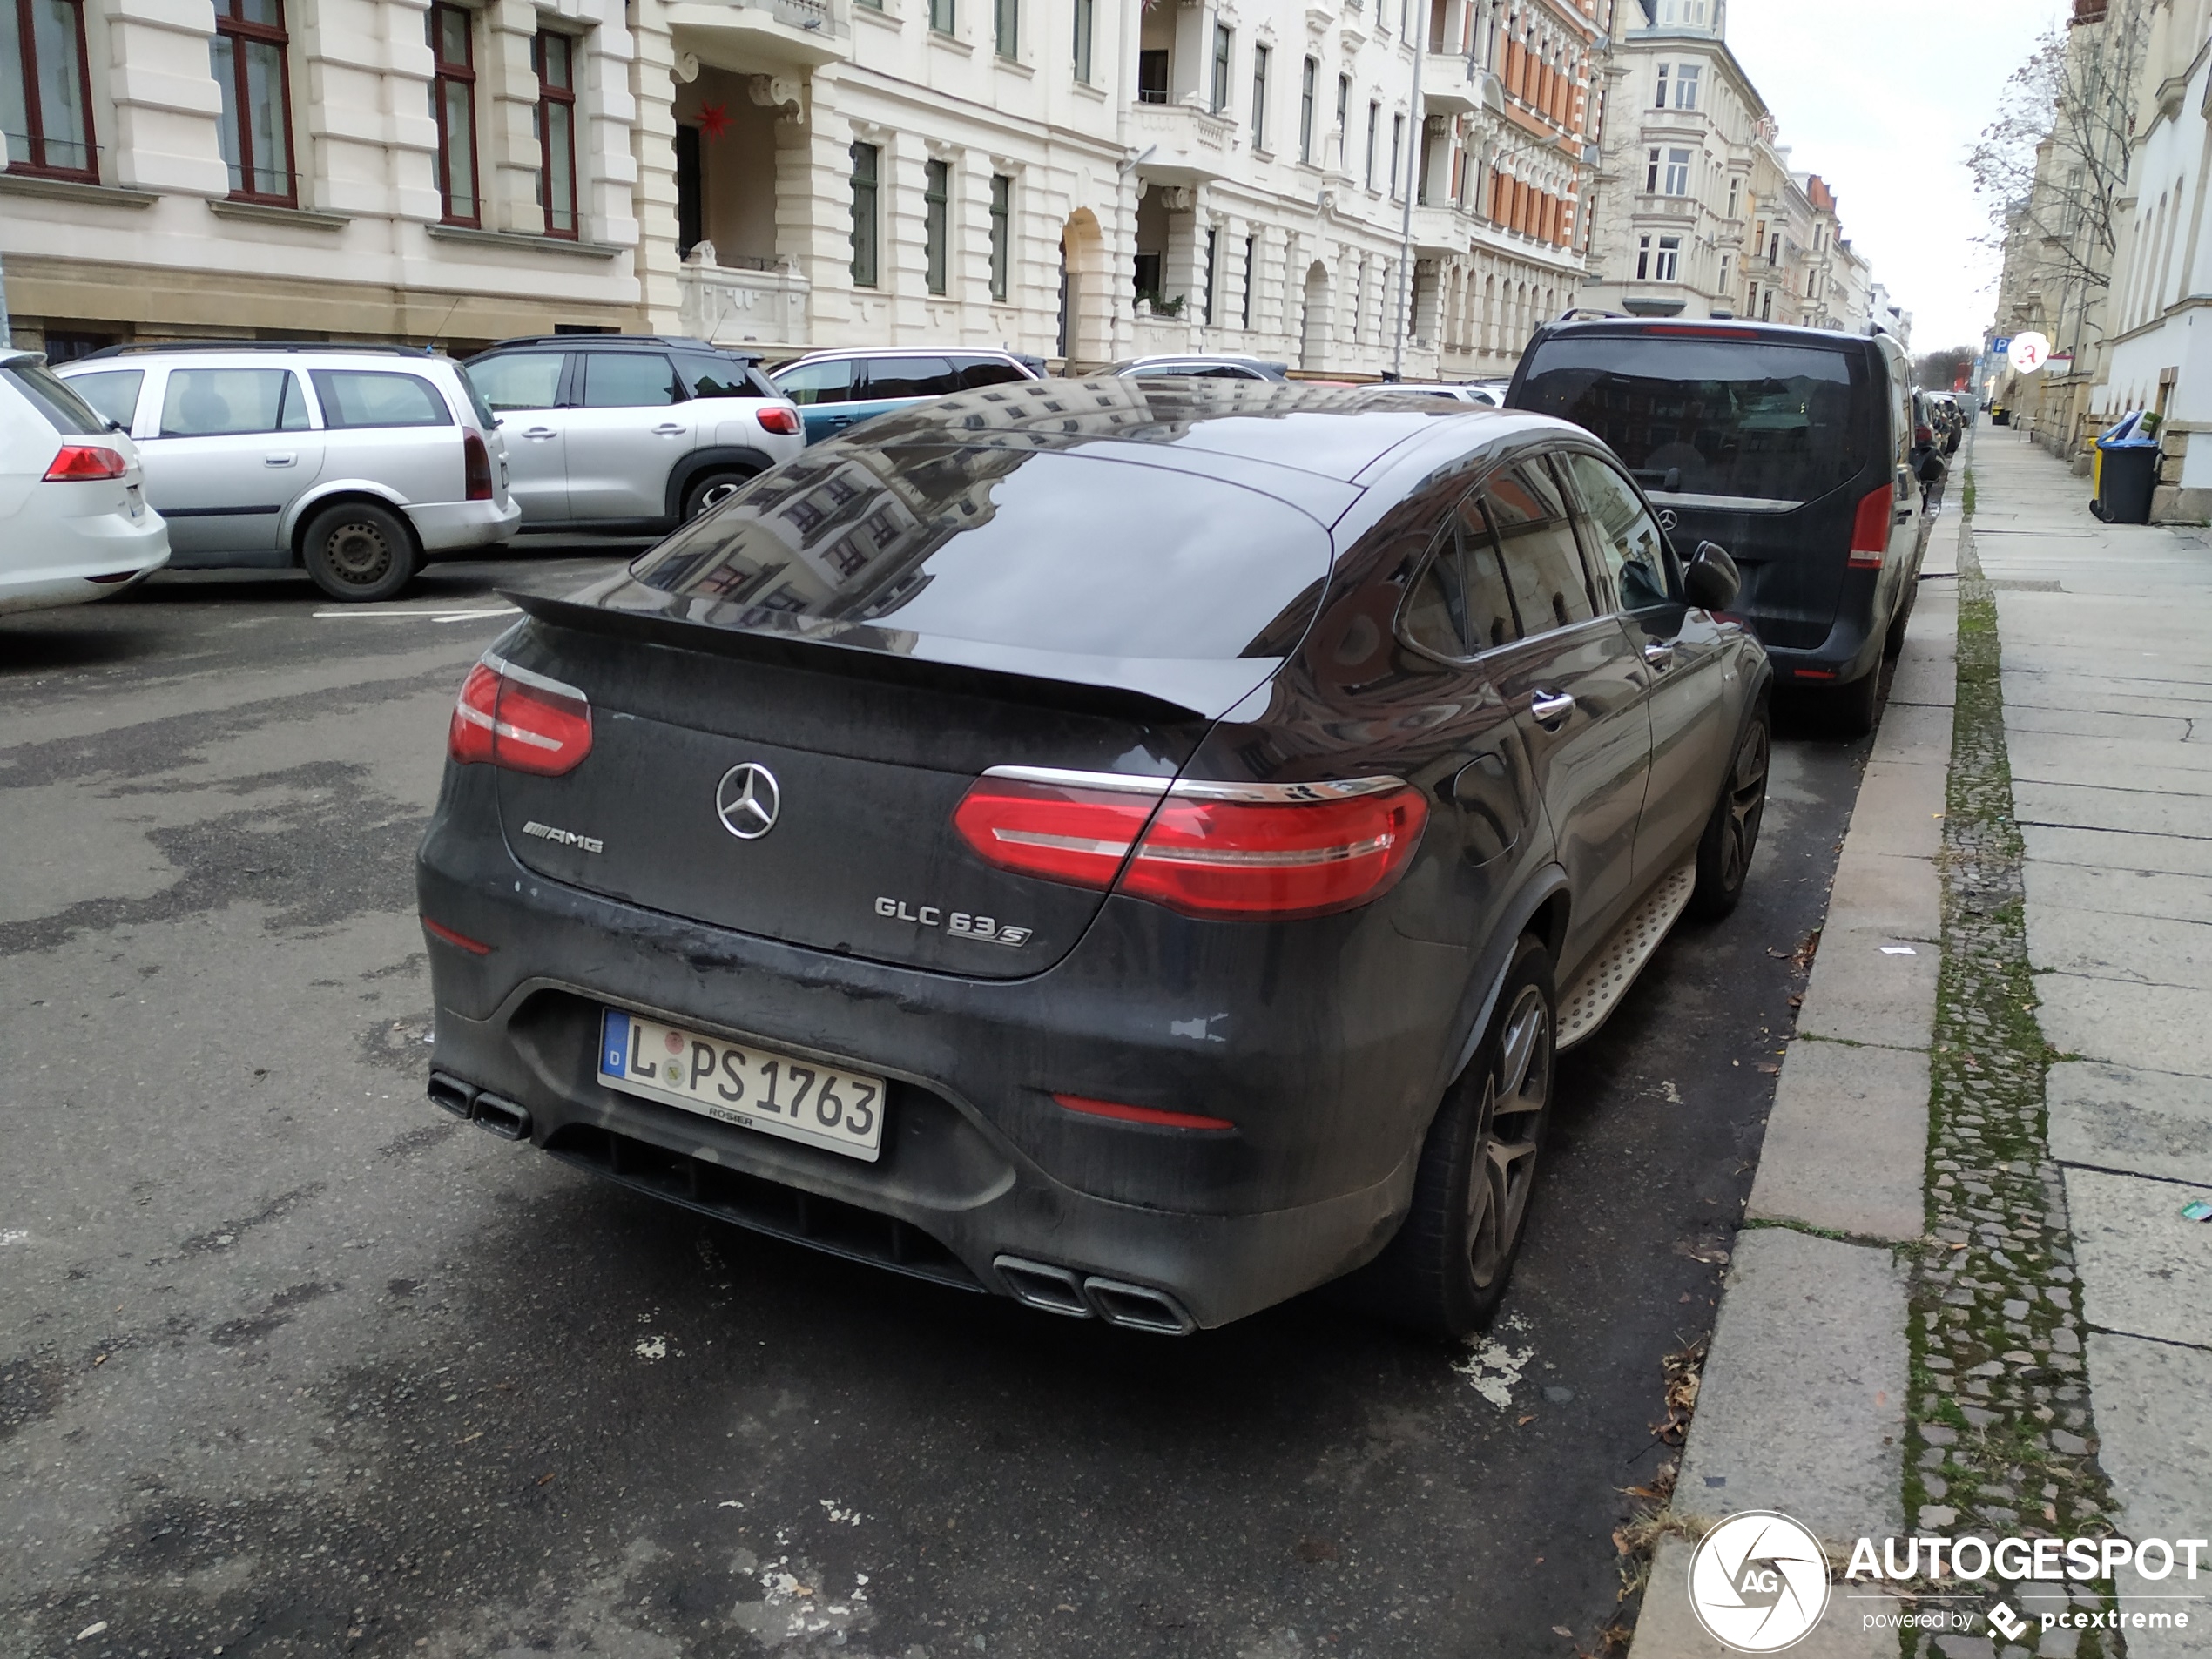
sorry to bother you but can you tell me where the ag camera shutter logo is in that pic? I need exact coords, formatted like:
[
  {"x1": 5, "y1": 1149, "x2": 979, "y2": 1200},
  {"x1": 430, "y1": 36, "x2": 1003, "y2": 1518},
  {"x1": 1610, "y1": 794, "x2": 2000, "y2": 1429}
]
[{"x1": 1688, "y1": 1511, "x2": 1831, "y2": 1652}]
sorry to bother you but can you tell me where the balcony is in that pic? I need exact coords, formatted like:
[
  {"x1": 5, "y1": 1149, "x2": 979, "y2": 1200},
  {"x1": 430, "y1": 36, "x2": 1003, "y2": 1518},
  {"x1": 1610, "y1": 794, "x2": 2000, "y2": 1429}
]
[
  {"x1": 666, "y1": 0, "x2": 848, "y2": 71},
  {"x1": 1421, "y1": 58, "x2": 1499, "y2": 117},
  {"x1": 1130, "y1": 98, "x2": 1242, "y2": 185},
  {"x1": 676, "y1": 252, "x2": 811, "y2": 347},
  {"x1": 1410, "y1": 203, "x2": 1470, "y2": 258}
]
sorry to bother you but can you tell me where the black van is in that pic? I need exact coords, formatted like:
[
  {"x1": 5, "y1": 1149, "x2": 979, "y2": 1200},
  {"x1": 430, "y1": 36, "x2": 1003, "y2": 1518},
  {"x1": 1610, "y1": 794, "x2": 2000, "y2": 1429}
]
[{"x1": 1507, "y1": 319, "x2": 1925, "y2": 733}]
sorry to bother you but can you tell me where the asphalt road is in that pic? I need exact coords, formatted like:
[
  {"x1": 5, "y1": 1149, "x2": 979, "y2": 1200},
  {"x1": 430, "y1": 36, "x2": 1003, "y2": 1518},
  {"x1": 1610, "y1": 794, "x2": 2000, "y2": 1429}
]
[{"x1": 0, "y1": 552, "x2": 1871, "y2": 1659}]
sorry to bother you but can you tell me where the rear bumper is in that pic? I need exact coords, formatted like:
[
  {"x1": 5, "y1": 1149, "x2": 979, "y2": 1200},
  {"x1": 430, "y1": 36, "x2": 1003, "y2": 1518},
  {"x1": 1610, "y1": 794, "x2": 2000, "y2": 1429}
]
[
  {"x1": 1751, "y1": 557, "x2": 1918, "y2": 688},
  {"x1": 409, "y1": 498, "x2": 522, "y2": 552},
  {"x1": 0, "y1": 515, "x2": 171, "y2": 615},
  {"x1": 415, "y1": 775, "x2": 1470, "y2": 1329}
]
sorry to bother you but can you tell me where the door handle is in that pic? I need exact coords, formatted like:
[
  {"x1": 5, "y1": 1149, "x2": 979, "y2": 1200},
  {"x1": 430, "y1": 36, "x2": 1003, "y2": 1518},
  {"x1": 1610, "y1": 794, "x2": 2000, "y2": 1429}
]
[
  {"x1": 652, "y1": 422, "x2": 686, "y2": 436},
  {"x1": 264, "y1": 452, "x2": 296, "y2": 467},
  {"x1": 826, "y1": 415, "x2": 854, "y2": 426},
  {"x1": 1642, "y1": 643, "x2": 1674, "y2": 671},
  {"x1": 523, "y1": 427, "x2": 556, "y2": 440},
  {"x1": 1529, "y1": 690, "x2": 1575, "y2": 728}
]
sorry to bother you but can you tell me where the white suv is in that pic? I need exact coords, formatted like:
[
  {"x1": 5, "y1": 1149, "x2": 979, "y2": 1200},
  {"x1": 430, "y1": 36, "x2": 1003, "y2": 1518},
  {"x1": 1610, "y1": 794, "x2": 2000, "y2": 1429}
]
[
  {"x1": 59, "y1": 343, "x2": 519, "y2": 603},
  {"x1": 461, "y1": 334, "x2": 805, "y2": 533},
  {"x1": 1, "y1": 351, "x2": 169, "y2": 615}
]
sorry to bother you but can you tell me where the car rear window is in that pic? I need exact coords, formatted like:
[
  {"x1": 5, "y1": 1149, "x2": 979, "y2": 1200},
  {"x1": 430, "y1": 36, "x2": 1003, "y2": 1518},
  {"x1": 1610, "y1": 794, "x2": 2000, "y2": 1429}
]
[
  {"x1": 6, "y1": 362, "x2": 110, "y2": 435},
  {"x1": 310, "y1": 369, "x2": 452, "y2": 428},
  {"x1": 678, "y1": 354, "x2": 777, "y2": 400},
  {"x1": 1515, "y1": 335, "x2": 1871, "y2": 508},
  {"x1": 627, "y1": 443, "x2": 1332, "y2": 662},
  {"x1": 62, "y1": 368, "x2": 144, "y2": 429}
]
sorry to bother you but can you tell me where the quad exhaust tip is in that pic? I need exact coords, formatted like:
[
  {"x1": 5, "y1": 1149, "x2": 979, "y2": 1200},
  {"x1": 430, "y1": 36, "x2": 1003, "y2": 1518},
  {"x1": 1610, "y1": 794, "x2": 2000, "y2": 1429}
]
[{"x1": 993, "y1": 1256, "x2": 1196, "y2": 1336}]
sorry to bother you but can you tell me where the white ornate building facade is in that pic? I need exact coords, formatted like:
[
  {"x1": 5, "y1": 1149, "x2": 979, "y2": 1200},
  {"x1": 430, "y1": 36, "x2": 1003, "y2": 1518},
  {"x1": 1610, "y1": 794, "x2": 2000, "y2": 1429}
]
[{"x1": 2, "y1": 0, "x2": 1611, "y2": 374}]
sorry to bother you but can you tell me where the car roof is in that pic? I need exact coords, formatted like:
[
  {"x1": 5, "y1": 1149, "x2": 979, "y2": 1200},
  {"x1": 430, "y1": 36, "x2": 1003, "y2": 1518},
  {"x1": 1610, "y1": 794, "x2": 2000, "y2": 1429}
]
[
  {"x1": 1528, "y1": 317, "x2": 1880, "y2": 353},
  {"x1": 476, "y1": 333, "x2": 741, "y2": 354},
  {"x1": 775, "y1": 346, "x2": 1035, "y2": 361},
  {"x1": 816, "y1": 375, "x2": 1557, "y2": 488},
  {"x1": 1112, "y1": 354, "x2": 1286, "y2": 369},
  {"x1": 71, "y1": 341, "x2": 447, "y2": 363}
]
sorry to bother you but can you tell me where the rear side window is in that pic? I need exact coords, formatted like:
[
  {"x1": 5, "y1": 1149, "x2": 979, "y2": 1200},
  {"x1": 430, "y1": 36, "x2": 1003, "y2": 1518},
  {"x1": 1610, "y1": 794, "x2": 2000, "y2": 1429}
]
[
  {"x1": 1515, "y1": 335, "x2": 1871, "y2": 507},
  {"x1": 1402, "y1": 495, "x2": 1520, "y2": 658},
  {"x1": 678, "y1": 355, "x2": 773, "y2": 400},
  {"x1": 158, "y1": 368, "x2": 310, "y2": 436},
  {"x1": 865, "y1": 357, "x2": 958, "y2": 400},
  {"x1": 773, "y1": 358, "x2": 858, "y2": 406},
  {"x1": 63, "y1": 368, "x2": 144, "y2": 430},
  {"x1": 468, "y1": 352, "x2": 565, "y2": 412},
  {"x1": 1487, "y1": 463, "x2": 1595, "y2": 634},
  {"x1": 956, "y1": 357, "x2": 1030, "y2": 390},
  {"x1": 6, "y1": 363, "x2": 110, "y2": 435},
  {"x1": 582, "y1": 353, "x2": 683, "y2": 408},
  {"x1": 311, "y1": 370, "x2": 452, "y2": 428}
]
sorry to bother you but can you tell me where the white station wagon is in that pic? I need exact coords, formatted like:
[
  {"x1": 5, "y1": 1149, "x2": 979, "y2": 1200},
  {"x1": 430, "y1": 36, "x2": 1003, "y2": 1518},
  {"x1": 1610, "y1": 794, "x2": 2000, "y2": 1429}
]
[{"x1": 60, "y1": 342, "x2": 520, "y2": 603}]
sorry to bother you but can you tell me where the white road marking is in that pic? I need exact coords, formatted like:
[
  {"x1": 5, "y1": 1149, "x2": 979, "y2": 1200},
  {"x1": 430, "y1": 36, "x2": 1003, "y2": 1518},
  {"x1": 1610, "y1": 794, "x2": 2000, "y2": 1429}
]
[{"x1": 310, "y1": 606, "x2": 519, "y2": 622}]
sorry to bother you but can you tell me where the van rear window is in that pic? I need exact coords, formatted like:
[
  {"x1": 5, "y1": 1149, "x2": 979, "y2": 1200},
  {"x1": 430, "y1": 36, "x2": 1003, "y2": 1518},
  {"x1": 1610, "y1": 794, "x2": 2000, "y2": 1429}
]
[{"x1": 1515, "y1": 337, "x2": 1871, "y2": 508}]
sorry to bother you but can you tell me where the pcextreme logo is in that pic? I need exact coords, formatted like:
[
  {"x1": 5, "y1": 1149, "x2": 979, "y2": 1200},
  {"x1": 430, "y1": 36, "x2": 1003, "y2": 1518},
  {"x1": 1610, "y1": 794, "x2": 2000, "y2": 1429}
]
[{"x1": 1688, "y1": 1512, "x2": 1831, "y2": 1652}]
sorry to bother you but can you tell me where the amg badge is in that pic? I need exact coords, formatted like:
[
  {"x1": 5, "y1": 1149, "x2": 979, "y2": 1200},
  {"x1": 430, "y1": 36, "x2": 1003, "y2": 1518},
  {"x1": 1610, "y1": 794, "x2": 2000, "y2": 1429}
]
[
  {"x1": 523, "y1": 819, "x2": 604, "y2": 854},
  {"x1": 875, "y1": 897, "x2": 1032, "y2": 948}
]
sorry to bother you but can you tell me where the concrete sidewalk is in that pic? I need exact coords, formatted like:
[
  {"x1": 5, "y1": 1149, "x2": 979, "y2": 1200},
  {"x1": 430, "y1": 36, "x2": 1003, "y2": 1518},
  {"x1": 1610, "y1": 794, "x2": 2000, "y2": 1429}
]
[{"x1": 1973, "y1": 433, "x2": 2212, "y2": 1651}]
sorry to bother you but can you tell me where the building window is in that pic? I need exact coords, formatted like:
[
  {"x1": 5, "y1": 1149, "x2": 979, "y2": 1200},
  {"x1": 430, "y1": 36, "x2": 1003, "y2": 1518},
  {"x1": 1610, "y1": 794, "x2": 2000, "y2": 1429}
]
[
  {"x1": 1719, "y1": 253, "x2": 1731, "y2": 293},
  {"x1": 1365, "y1": 100, "x2": 1378, "y2": 189},
  {"x1": 1653, "y1": 62, "x2": 1669, "y2": 109},
  {"x1": 1655, "y1": 235, "x2": 1680, "y2": 282},
  {"x1": 1210, "y1": 23, "x2": 1231, "y2": 114},
  {"x1": 1251, "y1": 43, "x2": 1267, "y2": 148},
  {"x1": 1635, "y1": 233, "x2": 1649, "y2": 280},
  {"x1": 1072, "y1": 0, "x2": 1091, "y2": 82},
  {"x1": 1674, "y1": 64, "x2": 1700, "y2": 110},
  {"x1": 923, "y1": 158, "x2": 949, "y2": 294},
  {"x1": 1726, "y1": 175, "x2": 1740, "y2": 219},
  {"x1": 427, "y1": 3, "x2": 477, "y2": 226},
  {"x1": 1242, "y1": 233, "x2": 1255, "y2": 327},
  {"x1": 1663, "y1": 147, "x2": 1689, "y2": 196},
  {"x1": 1136, "y1": 48, "x2": 1167, "y2": 104},
  {"x1": 928, "y1": 0, "x2": 953, "y2": 35},
  {"x1": 1760, "y1": 287, "x2": 1774, "y2": 320},
  {"x1": 212, "y1": 0, "x2": 296, "y2": 204},
  {"x1": 1389, "y1": 111, "x2": 1403, "y2": 199},
  {"x1": 850, "y1": 140, "x2": 880, "y2": 287},
  {"x1": 1202, "y1": 226, "x2": 1217, "y2": 325},
  {"x1": 1644, "y1": 147, "x2": 1659, "y2": 192},
  {"x1": 532, "y1": 31, "x2": 577, "y2": 237},
  {"x1": 1298, "y1": 56, "x2": 1316, "y2": 163},
  {"x1": 988, "y1": 172, "x2": 1011, "y2": 301},
  {"x1": 2, "y1": 0, "x2": 96, "y2": 179},
  {"x1": 993, "y1": 0, "x2": 1014, "y2": 59}
]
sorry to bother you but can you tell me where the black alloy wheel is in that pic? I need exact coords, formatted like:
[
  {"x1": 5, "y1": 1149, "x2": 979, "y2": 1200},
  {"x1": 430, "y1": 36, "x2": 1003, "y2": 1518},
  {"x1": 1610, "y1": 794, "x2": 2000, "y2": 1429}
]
[
  {"x1": 302, "y1": 501, "x2": 419, "y2": 603},
  {"x1": 1691, "y1": 705, "x2": 1770, "y2": 920},
  {"x1": 1359, "y1": 933, "x2": 1556, "y2": 1337},
  {"x1": 683, "y1": 469, "x2": 755, "y2": 521}
]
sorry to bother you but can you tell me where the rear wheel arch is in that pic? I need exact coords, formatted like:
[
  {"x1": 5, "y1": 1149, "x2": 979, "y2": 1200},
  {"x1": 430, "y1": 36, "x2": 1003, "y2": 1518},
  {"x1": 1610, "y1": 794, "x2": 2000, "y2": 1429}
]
[
  {"x1": 664, "y1": 445, "x2": 777, "y2": 522},
  {"x1": 285, "y1": 486, "x2": 417, "y2": 565}
]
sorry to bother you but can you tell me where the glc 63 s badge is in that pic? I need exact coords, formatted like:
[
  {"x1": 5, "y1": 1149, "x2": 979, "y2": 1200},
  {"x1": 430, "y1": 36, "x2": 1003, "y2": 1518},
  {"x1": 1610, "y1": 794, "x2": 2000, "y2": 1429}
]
[{"x1": 875, "y1": 896, "x2": 1032, "y2": 948}]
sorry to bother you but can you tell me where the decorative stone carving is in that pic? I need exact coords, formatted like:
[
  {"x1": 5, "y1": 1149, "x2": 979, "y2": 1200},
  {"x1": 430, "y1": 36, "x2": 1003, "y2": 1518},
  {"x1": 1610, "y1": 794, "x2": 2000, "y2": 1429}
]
[
  {"x1": 746, "y1": 74, "x2": 803, "y2": 116},
  {"x1": 673, "y1": 51, "x2": 700, "y2": 83}
]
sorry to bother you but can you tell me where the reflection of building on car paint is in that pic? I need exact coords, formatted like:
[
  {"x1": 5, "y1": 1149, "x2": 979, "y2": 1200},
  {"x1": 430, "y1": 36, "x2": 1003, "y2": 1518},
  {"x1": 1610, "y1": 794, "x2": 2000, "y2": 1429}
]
[{"x1": 417, "y1": 379, "x2": 1777, "y2": 1340}]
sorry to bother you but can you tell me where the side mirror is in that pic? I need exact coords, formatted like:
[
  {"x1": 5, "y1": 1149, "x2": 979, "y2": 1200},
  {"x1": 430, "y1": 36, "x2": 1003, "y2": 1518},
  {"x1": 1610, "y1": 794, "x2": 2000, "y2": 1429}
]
[{"x1": 1683, "y1": 540, "x2": 1741, "y2": 611}]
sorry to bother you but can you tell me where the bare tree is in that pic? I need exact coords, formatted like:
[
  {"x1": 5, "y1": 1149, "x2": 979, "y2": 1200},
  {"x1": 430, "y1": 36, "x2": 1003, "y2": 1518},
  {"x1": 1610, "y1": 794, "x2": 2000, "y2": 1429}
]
[
  {"x1": 1968, "y1": 8, "x2": 2150, "y2": 295},
  {"x1": 1915, "y1": 347, "x2": 1979, "y2": 390}
]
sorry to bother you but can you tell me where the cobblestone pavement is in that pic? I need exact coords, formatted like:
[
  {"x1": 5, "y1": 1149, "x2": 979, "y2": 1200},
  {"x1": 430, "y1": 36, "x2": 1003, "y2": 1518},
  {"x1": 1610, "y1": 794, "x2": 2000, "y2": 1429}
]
[{"x1": 1901, "y1": 501, "x2": 2123, "y2": 1658}]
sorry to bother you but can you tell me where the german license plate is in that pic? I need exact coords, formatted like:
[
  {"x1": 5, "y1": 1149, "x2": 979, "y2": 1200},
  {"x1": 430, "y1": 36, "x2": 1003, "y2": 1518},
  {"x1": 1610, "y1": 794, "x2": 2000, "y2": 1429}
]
[{"x1": 597, "y1": 1008, "x2": 885, "y2": 1162}]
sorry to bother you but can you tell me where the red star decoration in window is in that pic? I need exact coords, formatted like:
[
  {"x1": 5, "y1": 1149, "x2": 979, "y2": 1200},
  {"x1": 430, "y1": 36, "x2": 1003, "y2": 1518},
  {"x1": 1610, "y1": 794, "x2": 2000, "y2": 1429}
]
[{"x1": 696, "y1": 102, "x2": 730, "y2": 141}]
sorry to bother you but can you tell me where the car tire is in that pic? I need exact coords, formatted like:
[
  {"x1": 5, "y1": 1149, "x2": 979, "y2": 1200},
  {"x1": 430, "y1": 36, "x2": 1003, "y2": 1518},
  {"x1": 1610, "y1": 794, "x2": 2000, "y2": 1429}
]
[
  {"x1": 1361, "y1": 934, "x2": 1556, "y2": 1339},
  {"x1": 1689, "y1": 704, "x2": 1770, "y2": 921},
  {"x1": 301, "y1": 501, "x2": 419, "y2": 603},
  {"x1": 682, "y1": 469, "x2": 756, "y2": 521},
  {"x1": 1884, "y1": 580, "x2": 1918, "y2": 658},
  {"x1": 1825, "y1": 661, "x2": 1882, "y2": 738}
]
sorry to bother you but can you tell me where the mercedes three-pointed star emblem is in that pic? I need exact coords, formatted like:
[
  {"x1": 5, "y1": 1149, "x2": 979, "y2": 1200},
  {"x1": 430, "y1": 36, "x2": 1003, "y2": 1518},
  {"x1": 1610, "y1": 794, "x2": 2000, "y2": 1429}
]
[{"x1": 714, "y1": 762, "x2": 780, "y2": 840}]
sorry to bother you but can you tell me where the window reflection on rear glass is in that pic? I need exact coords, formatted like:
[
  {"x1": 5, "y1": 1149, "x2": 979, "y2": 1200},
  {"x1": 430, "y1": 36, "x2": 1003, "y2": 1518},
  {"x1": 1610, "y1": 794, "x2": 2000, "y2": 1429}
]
[{"x1": 1518, "y1": 338, "x2": 1868, "y2": 506}]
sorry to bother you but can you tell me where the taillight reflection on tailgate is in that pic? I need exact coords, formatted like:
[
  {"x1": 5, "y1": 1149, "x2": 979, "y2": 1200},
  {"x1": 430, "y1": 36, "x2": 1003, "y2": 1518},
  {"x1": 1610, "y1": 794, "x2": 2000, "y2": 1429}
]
[
  {"x1": 448, "y1": 652, "x2": 592, "y2": 775},
  {"x1": 954, "y1": 771, "x2": 1427, "y2": 920}
]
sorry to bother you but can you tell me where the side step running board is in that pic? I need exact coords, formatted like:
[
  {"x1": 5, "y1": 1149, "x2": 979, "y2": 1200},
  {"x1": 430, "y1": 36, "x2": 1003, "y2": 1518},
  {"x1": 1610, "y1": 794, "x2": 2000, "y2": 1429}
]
[{"x1": 1556, "y1": 864, "x2": 1696, "y2": 1051}]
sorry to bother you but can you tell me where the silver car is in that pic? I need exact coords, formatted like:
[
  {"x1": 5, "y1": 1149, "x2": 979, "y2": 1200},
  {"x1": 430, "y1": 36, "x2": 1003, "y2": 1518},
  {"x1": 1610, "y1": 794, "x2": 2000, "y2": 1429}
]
[
  {"x1": 60, "y1": 343, "x2": 518, "y2": 603},
  {"x1": 0, "y1": 351, "x2": 169, "y2": 615}
]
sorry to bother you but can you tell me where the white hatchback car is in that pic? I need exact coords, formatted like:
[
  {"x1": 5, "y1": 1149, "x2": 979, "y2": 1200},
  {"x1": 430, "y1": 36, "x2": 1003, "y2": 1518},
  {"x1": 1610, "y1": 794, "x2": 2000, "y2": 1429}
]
[
  {"x1": 59, "y1": 343, "x2": 520, "y2": 602},
  {"x1": 0, "y1": 351, "x2": 169, "y2": 616}
]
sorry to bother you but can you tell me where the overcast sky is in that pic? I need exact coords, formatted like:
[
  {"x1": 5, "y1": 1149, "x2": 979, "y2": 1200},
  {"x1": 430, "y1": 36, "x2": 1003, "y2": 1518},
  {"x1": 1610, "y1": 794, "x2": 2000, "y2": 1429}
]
[{"x1": 1723, "y1": 0, "x2": 2069, "y2": 353}]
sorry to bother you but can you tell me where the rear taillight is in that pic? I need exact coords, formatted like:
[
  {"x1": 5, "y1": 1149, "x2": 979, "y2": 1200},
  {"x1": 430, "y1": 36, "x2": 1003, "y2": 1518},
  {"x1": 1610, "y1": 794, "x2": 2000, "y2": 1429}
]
[
  {"x1": 463, "y1": 429, "x2": 494, "y2": 501},
  {"x1": 44, "y1": 444, "x2": 127, "y2": 482},
  {"x1": 757, "y1": 405, "x2": 802, "y2": 436},
  {"x1": 953, "y1": 769, "x2": 1428, "y2": 920},
  {"x1": 1914, "y1": 423, "x2": 1934, "y2": 445},
  {"x1": 448, "y1": 652, "x2": 591, "y2": 775},
  {"x1": 1848, "y1": 484, "x2": 1893, "y2": 570}
]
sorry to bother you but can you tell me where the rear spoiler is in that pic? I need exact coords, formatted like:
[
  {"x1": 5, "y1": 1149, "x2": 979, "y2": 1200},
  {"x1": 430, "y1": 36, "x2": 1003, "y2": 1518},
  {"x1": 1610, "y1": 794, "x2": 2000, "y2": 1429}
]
[{"x1": 503, "y1": 590, "x2": 1240, "y2": 726}]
